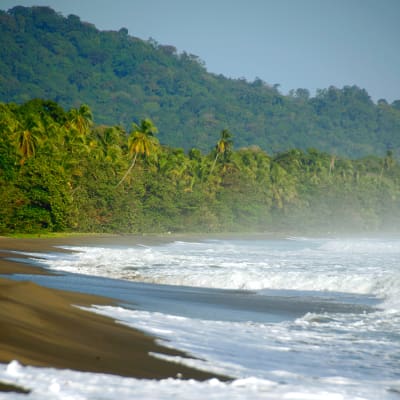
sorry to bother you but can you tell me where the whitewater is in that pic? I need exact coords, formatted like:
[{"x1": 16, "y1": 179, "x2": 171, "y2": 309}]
[{"x1": 1, "y1": 236, "x2": 400, "y2": 399}]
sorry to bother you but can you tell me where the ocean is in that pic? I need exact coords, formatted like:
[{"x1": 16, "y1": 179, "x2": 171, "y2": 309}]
[{"x1": 1, "y1": 236, "x2": 400, "y2": 399}]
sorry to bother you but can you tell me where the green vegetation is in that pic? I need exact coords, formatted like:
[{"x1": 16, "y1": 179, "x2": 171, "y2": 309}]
[
  {"x1": 1, "y1": 99, "x2": 399, "y2": 235},
  {"x1": 1, "y1": 6, "x2": 400, "y2": 158},
  {"x1": 0, "y1": 6, "x2": 399, "y2": 235}
]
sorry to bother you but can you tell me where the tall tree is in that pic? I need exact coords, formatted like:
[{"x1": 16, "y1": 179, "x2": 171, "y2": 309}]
[
  {"x1": 116, "y1": 118, "x2": 159, "y2": 187},
  {"x1": 209, "y1": 129, "x2": 233, "y2": 176},
  {"x1": 13, "y1": 116, "x2": 44, "y2": 165},
  {"x1": 66, "y1": 104, "x2": 93, "y2": 137}
]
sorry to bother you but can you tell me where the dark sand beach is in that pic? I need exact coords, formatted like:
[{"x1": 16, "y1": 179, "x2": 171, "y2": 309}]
[{"x1": 0, "y1": 235, "x2": 226, "y2": 383}]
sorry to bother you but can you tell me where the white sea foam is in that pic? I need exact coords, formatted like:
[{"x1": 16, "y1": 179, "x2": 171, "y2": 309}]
[
  {"x1": 1, "y1": 298, "x2": 397, "y2": 400},
  {"x1": 89, "y1": 304, "x2": 400, "y2": 383},
  {"x1": 30, "y1": 237, "x2": 400, "y2": 309},
  {"x1": 3, "y1": 359, "x2": 387, "y2": 400}
]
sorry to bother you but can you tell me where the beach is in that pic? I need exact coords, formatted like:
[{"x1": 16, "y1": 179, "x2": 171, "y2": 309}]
[
  {"x1": 0, "y1": 235, "x2": 398, "y2": 399},
  {"x1": 0, "y1": 235, "x2": 225, "y2": 390}
]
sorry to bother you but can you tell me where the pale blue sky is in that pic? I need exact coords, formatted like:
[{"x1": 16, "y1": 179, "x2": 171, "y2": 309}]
[{"x1": 1, "y1": 0, "x2": 399, "y2": 102}]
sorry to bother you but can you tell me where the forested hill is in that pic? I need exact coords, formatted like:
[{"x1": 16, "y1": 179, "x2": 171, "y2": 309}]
[{"x1": 1, "y1": 6, "x2": 400, "y2": 158}]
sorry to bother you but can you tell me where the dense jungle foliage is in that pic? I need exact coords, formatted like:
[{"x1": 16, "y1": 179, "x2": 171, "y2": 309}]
[
  {"x1": 1, "y1": 6, "x2": 400, "y2": 158},
  {"x1": 1, "y1": 99, "x2": 399, "y2": 235}
]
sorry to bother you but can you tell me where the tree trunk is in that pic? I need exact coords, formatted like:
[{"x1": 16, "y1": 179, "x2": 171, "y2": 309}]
[
  {"x1": 116, "y1": 152, "x2": 138, "y2": 187},
  {"x1": 209, "y1": 153, "x2": 220, "y2": 177}
]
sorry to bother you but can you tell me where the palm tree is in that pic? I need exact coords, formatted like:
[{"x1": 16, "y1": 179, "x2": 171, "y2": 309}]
[
  {"x1": 269, "y1": 162, "x2": 297, "y2": 209},
  {"x1": 329, "y1": 155, "x2": 337, "y2": 176},
  {"x1": 61, "y1": 104, "x2": 94, "y2": 163},
  {"x1": 383, "y1": 149, "x2": 395, "y2": 171},
  {"x1": 66, "y1": 104, "x2": 93, "y2": 137},
  {"x1": 209, "y1": 129, "x2": 233, "y2": 176},
  {"x1": 116, "y1": 118, "x2": 159, "y2": 187},
  {"x1": 13, "y1": 116, "x2": 44, "y2": 165}
]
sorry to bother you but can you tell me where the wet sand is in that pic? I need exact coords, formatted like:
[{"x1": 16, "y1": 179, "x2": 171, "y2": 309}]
[{"x1": 0, "y1": 235, "x2": 227, "y2": 382}]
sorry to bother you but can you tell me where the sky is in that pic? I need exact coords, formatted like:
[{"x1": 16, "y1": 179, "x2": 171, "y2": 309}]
[{"x1": 1, "y1": 0, "x2": 400, "y2": 102}]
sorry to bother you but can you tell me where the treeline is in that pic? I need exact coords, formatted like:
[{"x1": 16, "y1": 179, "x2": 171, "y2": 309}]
[
  {"x1": 1, "y1": 6, "x2": 400, "y2": 158},
  {"x1": 1, "y1": 99, "x2": 399, "y2": 235}
]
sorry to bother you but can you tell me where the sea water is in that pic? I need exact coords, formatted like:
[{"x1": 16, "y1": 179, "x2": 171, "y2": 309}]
[{"x1": 1, "y1": 237, "x2": 400, "y2": 399}]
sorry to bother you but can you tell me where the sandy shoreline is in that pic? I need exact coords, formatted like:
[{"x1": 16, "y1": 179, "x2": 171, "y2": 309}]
[{"x1": 0, "y1": 235, "x2": 227, "y2": 384}]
